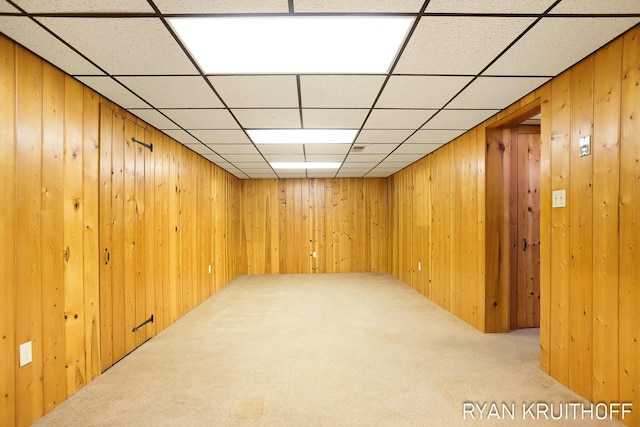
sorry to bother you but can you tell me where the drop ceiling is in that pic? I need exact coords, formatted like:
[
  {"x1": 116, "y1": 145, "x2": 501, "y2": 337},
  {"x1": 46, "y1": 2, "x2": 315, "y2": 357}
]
[{"x1": 1, "y1": 0, "x2": 639, "y2": 179}]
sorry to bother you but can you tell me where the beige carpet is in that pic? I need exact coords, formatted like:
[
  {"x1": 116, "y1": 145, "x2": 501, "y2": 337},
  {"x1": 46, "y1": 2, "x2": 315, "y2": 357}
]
[{"x1": 35, "y1": 273, "x2": 623, "y2": 426}]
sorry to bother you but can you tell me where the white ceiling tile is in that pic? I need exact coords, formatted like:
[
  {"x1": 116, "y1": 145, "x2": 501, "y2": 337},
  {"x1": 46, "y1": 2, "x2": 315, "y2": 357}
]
[
  {"x1": 300, "y1": 75, "x2": 385, "y2": 108},
  {"x1": 336, "y1": 170, "x2": 368, "y2": 178},
  {"x1": 405, "y1": 129, "x2": 465, "y2": 144},
  {"x1": 37, "y1": 18, "x2": 197, "y2": 75},
  {"x1": 486, "y1": 18, "x2": 640, "y2": 76},
  {"x1": 12, "y1": 0, "x2": 153, "y2": 12},
  {"x1": 207, "y1": 144, "x2": 258, "y2": 155},
  {"x1": 306, "y1": 171, "x2": 339, "y2": 178},
  {"x1": 163, "y1": 130, "x2": 201, "y2": 145},
  {"x1": 127, "y1": 109, "x2": 179, "y2": 130},
  {"x1": 118, "y1": 77, "x2": 223, "y2": 109},
  {"x1": 379, "y1": 159, "x2": 412, "y2": 168},
  {"x1": 350, "y1": 144, "x2": 398, "y2": 154},
  {"x1": 233, "y1": 109, "x2": 300, "y2": 129},
  {"x1": 386, "y1": 153, "x2": 424, "y2": 162},
  {"x1": 203, "y1": 153, "x2": 225, "y2": 163},
  {"x1": 264, "y1": 154, "x2": 306, "y2": 162},
  {"x1": 224, "y1": 154, "x2": 267, "y2": 163},
  {"x1": 423, "y1": 109, "x2": 499, "y2": 130},
  {"x1": 304, "y1": 144, "x2": 351, "y2": 155},
  {"x1": 161, "y1": 109, "x2": 238, "y2": 130},
  {"x1": 233, "y1": 162, "x2": 271, "y2": 170},
  {"x1": 294, "y1": 0, "x2": 424, "y2": 12},
  {"x1": 370, "y1": 166, "x2": 400, "y2": 173},
  {"x1": 257, "y1": 144, "x2": 304, "y2": 155},
  {"x1": 209, "y1": 76, "x2": 299, "y2": 108},
  {"x1": 365, "y1": 170, "x2": 394, "y2": 178},
  {"x1": 394, "y1": 143, "x2": 441, "y2": 155},
  {"x1": 449, "y1": 77, "x2": 550, "y2": 109},
  {"x1": 426, "y1": 0, "x2": 557, "y2": 13},
  {"x1": 550, "y1": 0, "x2": 640, "y2": 14},
  {"x1": 341, "y1": 162, "x2": 378, "y2": 170},
  {"x1": 346, "y1": 153, "x2": 388, "y2": 163},
  {"x1": 0, "y1": 17, "x2": 104, "y2": 75},
  {"x1": 377, "y1": 76, "x2": 472, "y2": 108},
  {"x1": 77, "y1": 77, "x2": 148, "y2": 108},
  {"x1": 356, "y1": 129, "x2": 414, "y2": 143},
  {"x1": 183, "y1": 143, "x2": 216, "y2": 156},
  {"x1": 302, "y1": 109, "x2": 369, "y2": 129},
  {"x1": 395, "y1": 17, "x2": 535, "y2": 75},
  {"x1": 191, "y1": 130, "x2": 250, "y2": 144},
  {"x1": 305, "y1": 154, "x2": 345, "y2": 162},
  {"x1": 0, "y1": 1, "x2": 19, "y2": 12},
  {"x1": 364, "y1": 109, "x2": 436, "y2": 129},
  {"x1": 154, "y1": 0, "x2": 288, "y2": 13}
]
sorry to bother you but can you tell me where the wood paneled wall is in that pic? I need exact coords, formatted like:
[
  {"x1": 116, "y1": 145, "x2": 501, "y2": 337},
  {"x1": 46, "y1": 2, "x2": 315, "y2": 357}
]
[
  {"x1": 538, "y1": 26, "x2": 640, "y2": 426},
  {"x1": 241, "y1": 178, "x2": 388, "y2": 274},
  {"x1": 0, "y1": 36, "x2": 242, "y2": 426}
]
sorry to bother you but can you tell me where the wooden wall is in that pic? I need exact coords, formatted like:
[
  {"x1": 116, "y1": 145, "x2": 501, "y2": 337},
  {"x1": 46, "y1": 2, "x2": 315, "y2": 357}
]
[
  {"x1": 241, "y1": 178, "x2": 388, "y2": 274},
  {"x1": 538, "y1": 26, "x2": 640, "y2": 426},
  {"x1": 0, "y1": 36, "x2": 242, "y2": 426}
]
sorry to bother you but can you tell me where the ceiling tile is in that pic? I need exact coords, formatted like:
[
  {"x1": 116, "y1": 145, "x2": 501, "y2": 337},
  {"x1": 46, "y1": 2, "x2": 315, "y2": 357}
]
[
  {"x1": 161, "y1": 109, "x2": 238, "y2": 129},
  {"x1": 154, "y1": 0, "x2": 288, "y2": 13},
  {"x1": 486, "y1": 17, "x2": 640, "y2": 76},
  {"x1": 0, "y1": 17, "x2": 104, "y2": 75},
  {"x1": 423, "y1": 109, "x2": 499, "y2": 130},
  {"x1": 304, "y1": 144, "x2": 351, "y2": 155},
  {"x1": 225, "y1": 154, "x2": 268, "y2": 163},
  {"x1": 163, "y1": 129, "x2": 201, "y2": 145},
  {"x1": 294, "y1": 0, "x2": 424, "y2": 12},
  {"x1": 550, "y1": 0, "x2": 640, "y2": 14},
  {"x1": 0, "y1": 2, "x2": 18, "y2": 12},
  {"x1": 183, "y1": 143, "x2": 215, "y2": 156},
  {"x1": 118, "y1": 76, "x2": 223, "y2": 109},
  {"x1": 300, "y1": 75, "x2": 385, "y2": 108},
  {"x1": 256, "y1": 144, "x2": 304, "y2": 155},
  {"x1": 264, "y1": 154, "x2": 306, "y2": 162},
  {"x1": 377, "y1": 76, "x2": 473, "y2": 108},
  {"x1": 336, "y1": 171, "x2": 368, "y2": 178},
  {"x1": 356, "y1": 129, "x2": 414, "y2": 143},
  {"x1": 349, "y1": 144, "x2": 398, "y2": 154},
  {"x1": 425, "y1": 0, "x2": 557, "y2": 13},
  {"x1": 364, "y1": 109, "x2": 436, "y2": 130},
  {"x1": 306, "y1": 171, "x2": 339, "y2": 178},
  {"x1": 395, "y1": 17, "x2": 535, "y2": 75},
  {"x1": 302, "y1": 109, "x2": 369, "y2": 129},
  {"x1": 386, "y1": 153, "x2": 425, "y2": 163},
  {"x1": 12, "y1": 0, "x2": 153, "y2": 12},
  {"x1": 203, "y1": 153, "x2": 225, "y2": 163},
  {"x1": 346, "y1": 153, "x2": 388, "y2": 163},
  {"x1": 232, "y1": 162, "x2": 271, "y2": 169},
  {"x1": 191, "y1": 130, "x2": 250, "y2": 144},
  {"x1": 78, "y1": 77, "x2": 148, "y2": 108},
  {"x1": 209, "y1": 76, "x2": 299, "y2": 108},
  {"x1": 127, "y1": 109, "x2": 179, "y2": 130},
  {"x1": 206, "y1": 144, "x2": 258, "y2": 155},
  {"x1": 341, "y1": 162, "x2": 378, "y2": 170},
  {"x1": 394, "y1": 143, "x2": 442, "y2": 155},
  {"x1": 305, "y1": 154, "x2": 345, "y2": 162},
  {"x1": 404, "y1": 129, "x2": 466, "y2": 144},
  {"x1": 233, "y1": 109, "x2": 300, "y2": 129},
  {"x1": 37, "y1": 18, "x2": 197, "y2": 75},
  {"x1": 448, "y1": 77, "x2": 550, "y2": 109},
  {"x1": 246, "y1": 172, "x2": 279, "y2": 179},
  {"x1": 365, "y1": 170, "x2": 395, "y2": 178}
]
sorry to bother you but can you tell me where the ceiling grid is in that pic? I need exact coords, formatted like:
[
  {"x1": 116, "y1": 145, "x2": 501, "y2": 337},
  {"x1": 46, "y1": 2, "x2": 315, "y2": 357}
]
[{"x1": 1, "y1": 0, "x2": 639, "y2": 178}]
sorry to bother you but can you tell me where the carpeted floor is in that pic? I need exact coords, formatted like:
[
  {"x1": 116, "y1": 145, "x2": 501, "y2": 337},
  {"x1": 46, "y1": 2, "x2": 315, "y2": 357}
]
[{"x1": 35, "y1": 273, "x2": 624, "y2": 426}]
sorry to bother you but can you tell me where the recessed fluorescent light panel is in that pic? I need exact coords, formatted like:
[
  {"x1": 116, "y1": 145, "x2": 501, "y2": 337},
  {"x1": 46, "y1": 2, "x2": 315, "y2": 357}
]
[
  {"x1": 248, "y1": 129, "x2": 357, "y2": 144},
  {"x1": 271, "y1": 162, "x2": 341, "y2": 170},
  {"x1": 169, "y1": 16, "x2": 414, "y2": 74}
]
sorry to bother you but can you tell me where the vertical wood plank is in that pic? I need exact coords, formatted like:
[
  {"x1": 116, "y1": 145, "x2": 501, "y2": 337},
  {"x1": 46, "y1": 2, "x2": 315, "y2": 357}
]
[
  {"x1": 82, "y1": 88, "x2": 100, "y2": 382},
  {"x1": 41, "y1": 62, "x2": 66, "y2": 412},
  {"x1": 568, "y1": 57, "x2": 594, "y2": 400},
  {"x1": 133, "y1": 123, "x2": 146, "y2": 345},
  {"x1": 123, "y1": 119, "x2": 137, "y2": 354},
  {"x1": 63, "y1": 75, "x2": 86, "y2": 397},
  {"x1": 549, "y1": 71, "x2": 572, "y2": 386},
  {"x1": 619, "y1": 25, "x2": 640, "y2": 427},
  {"x1": 0, "y1": 35, "x2": 16, "y2": 427},
  {"x1": 143, "y1": 127, "x2": 155, "y2": 338},
  {"x1": 592, "y1": 37, "x2": 622, "y2": 406},
  {"x1": 15, "y1": 45, "x2": 44, "y2": 426}
]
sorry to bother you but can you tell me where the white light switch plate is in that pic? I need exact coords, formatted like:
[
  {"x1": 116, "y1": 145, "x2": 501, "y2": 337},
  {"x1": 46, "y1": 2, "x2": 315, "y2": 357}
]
[
  {"x1": 19, "y1": 341, "x2": 32, "y2": 367},
  {"x1": 552, "y1": 189, "x2": 566, "y2": 208}
]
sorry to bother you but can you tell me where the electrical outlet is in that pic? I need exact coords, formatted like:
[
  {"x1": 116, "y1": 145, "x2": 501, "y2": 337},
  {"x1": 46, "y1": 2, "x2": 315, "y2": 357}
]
[
  {"x1": 19, "y1": 341, "x2": 32, "y2": 367},
  {"x1": 552, "y1": 189, "x2": 566, "y2": 208}
]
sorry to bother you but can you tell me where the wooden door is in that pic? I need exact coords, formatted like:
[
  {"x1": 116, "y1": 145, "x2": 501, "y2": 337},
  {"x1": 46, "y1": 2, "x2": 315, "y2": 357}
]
[
  {"x1": 513, "y1": 125, "x2": 541, "y2": 328},
  {"x1": 99, "y1": 106, "x2": 154, "y2": 371}
]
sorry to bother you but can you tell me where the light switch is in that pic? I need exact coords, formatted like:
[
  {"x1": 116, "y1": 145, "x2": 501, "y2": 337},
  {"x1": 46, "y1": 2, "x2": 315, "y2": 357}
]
[{"x1": 552, "y1": 189, "x2": 566, "y2": 208}]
